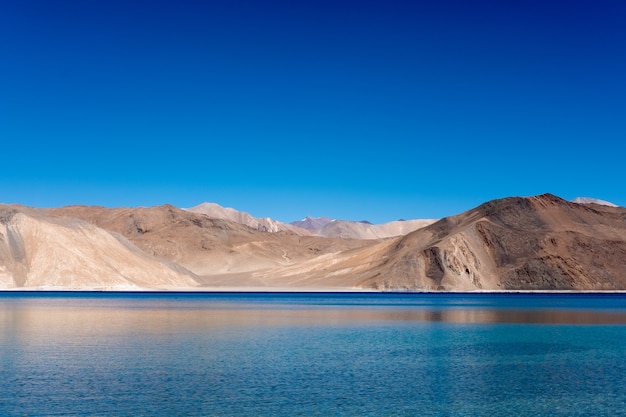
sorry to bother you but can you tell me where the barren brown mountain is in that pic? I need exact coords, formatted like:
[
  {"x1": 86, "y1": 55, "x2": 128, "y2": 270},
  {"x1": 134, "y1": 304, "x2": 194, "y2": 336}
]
[
  {"x1": 3, "y1": 194, "x2": 625, "y2": 291},
  {"x1": 350, "y1": 194, "x2": 626, "y2": 290}
]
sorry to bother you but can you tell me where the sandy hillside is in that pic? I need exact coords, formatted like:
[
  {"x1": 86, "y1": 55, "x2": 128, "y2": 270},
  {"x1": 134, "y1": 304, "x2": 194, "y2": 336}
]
[
  {"x1": 48, "y1": 204, "x2": 376, "y2": 287},
  {"x1": 0, "y1": 205, "x2": 199, "y2": 290}
]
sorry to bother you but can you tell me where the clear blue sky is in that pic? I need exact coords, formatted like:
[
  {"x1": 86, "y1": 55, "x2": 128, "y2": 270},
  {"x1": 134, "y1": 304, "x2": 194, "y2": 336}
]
[{"x1": 2, "y1": 0, "x2": 624, "y2": 223}]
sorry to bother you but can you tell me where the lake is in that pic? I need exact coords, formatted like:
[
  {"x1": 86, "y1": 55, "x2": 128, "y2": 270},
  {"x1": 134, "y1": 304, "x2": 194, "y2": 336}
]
[{"x1": 1, "y1": 292, "x2": 626, "y2": 416}]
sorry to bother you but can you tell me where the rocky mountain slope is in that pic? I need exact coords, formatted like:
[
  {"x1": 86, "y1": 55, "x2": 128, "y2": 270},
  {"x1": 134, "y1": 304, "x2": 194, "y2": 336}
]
[
  {"x1": 353, "y1": 194, "x2": 626, "y2": 291},
  {"x1": 2, "y1": 194, "x2": 625, "y2": 291}
]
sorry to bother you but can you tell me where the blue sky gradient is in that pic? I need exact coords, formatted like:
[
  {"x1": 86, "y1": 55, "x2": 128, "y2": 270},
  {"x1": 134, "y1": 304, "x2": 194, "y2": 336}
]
[{"x1": 2, "y1": 0, "x2": 625, "y2": 223}]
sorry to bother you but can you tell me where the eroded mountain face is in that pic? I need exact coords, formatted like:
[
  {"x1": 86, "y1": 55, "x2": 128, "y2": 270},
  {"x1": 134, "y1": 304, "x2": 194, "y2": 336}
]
[
  {"x1": 2, "y1": 194, "x2": 625, "y2": 291},
  {"x1": 354, "y1": 194, "x2": 626, "y2": 291}
]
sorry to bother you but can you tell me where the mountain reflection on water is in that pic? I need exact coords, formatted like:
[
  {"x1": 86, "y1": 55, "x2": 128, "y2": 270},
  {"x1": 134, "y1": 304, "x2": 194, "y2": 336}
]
[
  {"x1": 1, "y1": 293, "x2": 626, "y2": 334},
  {"x1": 2, "y1": 292, "x2": 626, "y2": 417}
]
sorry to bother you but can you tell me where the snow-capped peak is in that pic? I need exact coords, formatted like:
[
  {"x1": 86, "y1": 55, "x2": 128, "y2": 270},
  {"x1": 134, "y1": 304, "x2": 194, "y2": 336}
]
[{"x1": 571, "y1": 197, "x2": 618, "y2": 207}]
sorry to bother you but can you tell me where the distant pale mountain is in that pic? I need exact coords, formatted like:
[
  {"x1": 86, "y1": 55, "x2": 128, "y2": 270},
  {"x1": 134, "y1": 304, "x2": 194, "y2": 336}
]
[
  {"x1": 571, "y1": 197, "x2": 618, "y2": 207},
  {"x1": 317, "y1": 218, "x2": 437, "y2": 240},
  {"x1": 188, "y1": 205, "x2": 435, "y2": 240},
  {"x1": 290, "y1": 216, "x2": 334, "y2": 230},
  {"x1": 186, "y1": 202, "x2": 310, "y2": 235},
  {"x1": 290, "y1": 216, "x2": 436, "y2": 240}
]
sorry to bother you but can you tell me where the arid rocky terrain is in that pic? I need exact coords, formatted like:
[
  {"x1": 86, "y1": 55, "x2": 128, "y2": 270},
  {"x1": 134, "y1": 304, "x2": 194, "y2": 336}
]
[{"x1": 1, "y1": 194, "x2": 625, "y2": 291}]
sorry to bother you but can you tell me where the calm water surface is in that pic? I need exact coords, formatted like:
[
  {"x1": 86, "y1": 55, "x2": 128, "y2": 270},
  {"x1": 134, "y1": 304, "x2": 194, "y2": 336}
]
[{"x1": 1, "y1": 292, "x2": 626, "y2": 416}]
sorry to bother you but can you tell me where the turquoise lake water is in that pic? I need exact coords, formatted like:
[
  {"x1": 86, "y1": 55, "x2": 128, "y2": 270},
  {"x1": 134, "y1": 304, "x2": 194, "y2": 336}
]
[{"x1": 1, "y1": 292, "x2": 626, "y2": 416}]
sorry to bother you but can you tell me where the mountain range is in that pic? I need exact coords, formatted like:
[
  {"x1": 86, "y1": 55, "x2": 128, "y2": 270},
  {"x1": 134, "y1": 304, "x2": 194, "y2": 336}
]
[
  {"x1": 186, "y1": 203, "x2": 437, "y2": 239},
  {"x1": 1, "y1": 194, "x2": 624, "y2": 291}
]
